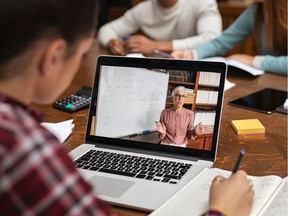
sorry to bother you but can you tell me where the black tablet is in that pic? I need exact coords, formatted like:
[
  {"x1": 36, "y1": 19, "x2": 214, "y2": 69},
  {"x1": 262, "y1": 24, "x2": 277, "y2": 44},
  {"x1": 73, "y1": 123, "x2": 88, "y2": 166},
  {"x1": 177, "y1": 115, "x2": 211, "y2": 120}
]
[{"x1": 229, "y1": 88, "x2": 287, "y2": 114}]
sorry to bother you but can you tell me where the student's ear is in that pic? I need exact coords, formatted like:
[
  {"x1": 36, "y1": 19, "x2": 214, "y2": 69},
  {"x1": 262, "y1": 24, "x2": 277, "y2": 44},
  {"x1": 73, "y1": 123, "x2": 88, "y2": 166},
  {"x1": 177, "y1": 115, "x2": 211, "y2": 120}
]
[{"x1": 39, "y1": 39, "x2": 67, "y2": 76}]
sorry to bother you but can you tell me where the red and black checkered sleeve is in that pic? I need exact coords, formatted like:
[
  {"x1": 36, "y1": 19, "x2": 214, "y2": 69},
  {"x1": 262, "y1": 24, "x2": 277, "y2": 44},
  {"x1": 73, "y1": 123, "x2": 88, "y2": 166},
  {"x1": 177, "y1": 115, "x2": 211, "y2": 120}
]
[{"x1": 0, "y1": 124, "x2": 111, "y2": 216}]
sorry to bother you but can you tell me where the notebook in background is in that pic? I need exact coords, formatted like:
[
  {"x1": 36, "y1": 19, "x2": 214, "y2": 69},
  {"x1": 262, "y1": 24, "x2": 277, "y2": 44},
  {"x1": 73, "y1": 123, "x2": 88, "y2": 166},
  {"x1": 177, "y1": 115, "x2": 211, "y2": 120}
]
[{"x1": 201, "y1": 57, "x2": 264, "y2": 76}]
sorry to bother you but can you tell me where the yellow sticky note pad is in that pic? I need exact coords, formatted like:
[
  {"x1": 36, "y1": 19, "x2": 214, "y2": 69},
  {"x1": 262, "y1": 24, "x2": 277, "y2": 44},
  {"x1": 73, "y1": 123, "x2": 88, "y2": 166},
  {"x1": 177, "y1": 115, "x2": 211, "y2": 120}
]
[{"x1": 231, "y1": 119, "x2": 265, "y2": 135}]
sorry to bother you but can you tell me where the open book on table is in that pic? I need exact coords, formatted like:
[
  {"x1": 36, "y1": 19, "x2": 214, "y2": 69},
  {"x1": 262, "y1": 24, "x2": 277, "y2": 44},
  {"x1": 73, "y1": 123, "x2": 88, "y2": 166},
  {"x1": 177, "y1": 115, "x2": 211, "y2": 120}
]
[
  {"x1": 149, "y1": 168, "x2": 287, "y2": 216},
  {"x1": 201, "y1": 57, "x2": 265, "y2": 76}
]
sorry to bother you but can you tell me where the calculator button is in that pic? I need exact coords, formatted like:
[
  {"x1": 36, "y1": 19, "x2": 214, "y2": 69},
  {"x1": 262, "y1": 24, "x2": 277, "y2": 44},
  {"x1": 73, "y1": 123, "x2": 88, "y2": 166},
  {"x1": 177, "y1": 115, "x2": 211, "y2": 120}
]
[{"x1": 65, "y1": 103, "x2": 74, "y2": 109}]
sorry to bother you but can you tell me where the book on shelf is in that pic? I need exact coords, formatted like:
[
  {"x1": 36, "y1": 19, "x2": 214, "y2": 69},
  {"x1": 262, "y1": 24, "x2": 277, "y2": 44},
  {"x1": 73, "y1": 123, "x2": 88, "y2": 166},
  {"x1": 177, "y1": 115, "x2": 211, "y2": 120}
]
[
  {"x1": 231, "y1": 119, "x2": 265, "y2": 135},
  {"x1": 167, "y1": 70, "x2": 193, "y2": 82},
  {"x1": 194, "y1": 111, "x2": 216, "y2": 126},
  {"x1": 149, "y1": 168, "x2": 287, "y2": 216},
  {"x1": 196, "y1": 90, "x2": 218, "y2": 105},
  {"x1": 201, "y1": 57, "x2": 265, "y2": 76},
  {"x1": 185, "y1": 88, "x2": 195, "y2": 104},
  {"x1": 198, "y1": 71, "x2": 221, "y2": 86},
  {"x1": 199, "y1": 71, "x2": 236, "y2": 91}
]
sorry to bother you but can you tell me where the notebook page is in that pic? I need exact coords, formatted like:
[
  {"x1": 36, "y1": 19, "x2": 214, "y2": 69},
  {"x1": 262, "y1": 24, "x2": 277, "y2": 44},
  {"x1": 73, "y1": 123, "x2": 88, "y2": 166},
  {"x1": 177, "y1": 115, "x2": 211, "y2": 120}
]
[
  {"x1": 260, "y1": 181, "x2": 288, "y2": 216},
  {"x1": 149, "y1": 168, "x2": 283, "y2": 216}
]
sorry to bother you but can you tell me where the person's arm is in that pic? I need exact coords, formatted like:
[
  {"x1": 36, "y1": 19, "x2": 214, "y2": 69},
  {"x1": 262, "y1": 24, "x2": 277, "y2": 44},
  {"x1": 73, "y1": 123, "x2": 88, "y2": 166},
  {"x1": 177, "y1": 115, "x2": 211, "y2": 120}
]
[
  {"x1": 202, "y1": 170, "x2": 254, "y2": 216},
  {"x1": 125, "y1": 34, "x2": 173, "y2": 54},
  {"x1": 253, "y1": 55, "x2": 288, "y2": 76},
  {"x1": 186, "y1": 112, "x2": 205, "y2": 140},
  {"x1": 35, "y1": 141, "x2": 112, "y2": 215},
  {"x1": 97, "y1": 3, "x2": 144, "y2": 47},
  {"x1": 225, "y1": 54, "x2": 288, "y2": 76},
  {"x1": 157, "y1": 112, "x2": 167, "y2": 140},
  {"x1": 172, "y1": 0, "x2": 222, "y2": 51},
  {"x1": 194, "y1": 4, "x2": 258, "y2": 59},
  {"x1": 0, "y1": 128, "x2": 111, "y2": 215}
]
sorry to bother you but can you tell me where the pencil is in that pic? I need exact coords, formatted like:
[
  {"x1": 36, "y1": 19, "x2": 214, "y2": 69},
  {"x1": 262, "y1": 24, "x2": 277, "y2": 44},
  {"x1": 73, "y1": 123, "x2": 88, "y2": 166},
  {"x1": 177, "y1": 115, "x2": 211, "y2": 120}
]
[
  {"x1": 154, "y1": 50, "x2": 172, "y2": 58},
  {"x1": 232, "y1": 149, "x2": 245, "y2": 174}
]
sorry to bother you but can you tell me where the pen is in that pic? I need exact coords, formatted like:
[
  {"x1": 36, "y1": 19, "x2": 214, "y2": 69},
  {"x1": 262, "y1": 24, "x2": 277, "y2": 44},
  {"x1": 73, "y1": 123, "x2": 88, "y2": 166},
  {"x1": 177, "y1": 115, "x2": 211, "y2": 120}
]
[
  {"x1": 128, "y1": 133, "x2": 138, "y2": 138},
  {"x1": 194, "y1": 121, "x2": 202, "y2": 128},
  {"x1": 232, "y1": 149, "x2": 245, "y2": 174},
  {"x1": 122, "y1": 35, "x2": 129, "y2": 41},
  {"x1": 154, "y1": 50, "x2": 172, "y2": 58}
]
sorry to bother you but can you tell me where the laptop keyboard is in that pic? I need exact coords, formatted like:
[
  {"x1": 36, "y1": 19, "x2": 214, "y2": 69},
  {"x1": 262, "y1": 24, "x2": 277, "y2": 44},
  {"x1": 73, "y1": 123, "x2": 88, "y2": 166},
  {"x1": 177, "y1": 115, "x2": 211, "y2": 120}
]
[{"x1": 74, "y1": 150, "x2": 192, "y2": 184}]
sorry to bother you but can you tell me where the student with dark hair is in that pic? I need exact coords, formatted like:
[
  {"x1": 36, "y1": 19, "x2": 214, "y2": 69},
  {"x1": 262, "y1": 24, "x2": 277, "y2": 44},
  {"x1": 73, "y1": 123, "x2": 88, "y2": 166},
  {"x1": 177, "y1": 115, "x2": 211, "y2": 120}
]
[
  {"x1": 0, "y1": 0, "x2": 253, "y2": 215},
  {"x1": 0, "y1": 0, "x2": 111, "y2": 215},
  {"x1": 172, "y1": 0, "x2": 287, "y2": 75}
]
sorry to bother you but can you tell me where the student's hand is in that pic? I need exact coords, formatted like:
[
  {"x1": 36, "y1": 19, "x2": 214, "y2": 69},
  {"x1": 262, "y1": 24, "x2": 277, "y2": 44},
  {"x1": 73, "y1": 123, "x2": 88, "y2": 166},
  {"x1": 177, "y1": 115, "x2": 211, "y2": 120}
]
[
  {"x1": 195, "y1": 125, "x2": 205, "y2": 135},
  {"x1": 156, "y1": 122, "x2": 166, "y2": 134},
  {"x1": 125, "y1": 35, "x2": 158, "y2": 54},
  {"x1": 171, "y1": 50, "x2": 193, "y2": 59},
  {"x1": 226, "y1": 54, "x2": 254, "y2": 66},
  {"x1": 107, "y1": 39, "x2": 126, "y2": 56},
  {"x1": 209, "y1": 170, "x2": 254, "y2": 216}
]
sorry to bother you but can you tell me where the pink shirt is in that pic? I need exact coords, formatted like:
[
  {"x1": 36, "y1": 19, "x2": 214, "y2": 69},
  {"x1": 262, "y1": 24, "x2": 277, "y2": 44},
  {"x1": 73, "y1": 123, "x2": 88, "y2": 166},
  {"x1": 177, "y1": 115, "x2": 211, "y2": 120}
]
[{"x1": 159, "y1": 107, "x2": 196, "y2": 145}]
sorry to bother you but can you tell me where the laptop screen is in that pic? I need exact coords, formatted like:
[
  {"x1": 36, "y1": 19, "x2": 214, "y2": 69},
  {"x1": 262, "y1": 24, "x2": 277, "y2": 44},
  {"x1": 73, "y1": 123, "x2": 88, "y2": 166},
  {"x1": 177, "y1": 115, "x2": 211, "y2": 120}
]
[{"x1": 85, "y1": 56, "x2": 227, "y2": 161}]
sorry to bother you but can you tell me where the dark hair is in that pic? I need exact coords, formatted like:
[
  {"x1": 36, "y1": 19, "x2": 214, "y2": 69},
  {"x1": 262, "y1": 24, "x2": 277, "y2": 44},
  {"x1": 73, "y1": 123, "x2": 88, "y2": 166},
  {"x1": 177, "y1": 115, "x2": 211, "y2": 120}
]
[
  {"x1": 253, "y1": 0, "x2": 287, "y2": 55},
  {"x1": 0, "y1": 0, "x2": 98, "y2": 65}
]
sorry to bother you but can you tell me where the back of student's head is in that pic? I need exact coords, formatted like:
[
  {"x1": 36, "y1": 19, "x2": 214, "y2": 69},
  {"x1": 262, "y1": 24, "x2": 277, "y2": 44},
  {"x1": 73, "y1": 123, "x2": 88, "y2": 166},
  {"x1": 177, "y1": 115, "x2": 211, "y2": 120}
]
[{"x1": 0, "y1": 0, "x2": 97, "y2": 67}]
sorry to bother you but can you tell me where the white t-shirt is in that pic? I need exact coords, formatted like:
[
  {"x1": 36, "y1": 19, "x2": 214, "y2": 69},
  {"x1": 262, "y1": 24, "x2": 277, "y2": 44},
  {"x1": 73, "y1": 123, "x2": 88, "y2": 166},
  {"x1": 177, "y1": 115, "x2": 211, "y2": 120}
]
[{"x1": 97, "y1": 0, "x2": 222, "y2": 50}]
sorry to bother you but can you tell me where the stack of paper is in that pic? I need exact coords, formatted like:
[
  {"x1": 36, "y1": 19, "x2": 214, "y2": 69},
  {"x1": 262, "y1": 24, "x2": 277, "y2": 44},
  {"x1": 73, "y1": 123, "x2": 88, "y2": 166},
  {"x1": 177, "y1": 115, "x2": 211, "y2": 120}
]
[
  {"x1": 231, "y1": 119, "x2": 265, "y2": 135},
  {"x1": 41, "y1": 119, "x2": 75, "y2": 143}
]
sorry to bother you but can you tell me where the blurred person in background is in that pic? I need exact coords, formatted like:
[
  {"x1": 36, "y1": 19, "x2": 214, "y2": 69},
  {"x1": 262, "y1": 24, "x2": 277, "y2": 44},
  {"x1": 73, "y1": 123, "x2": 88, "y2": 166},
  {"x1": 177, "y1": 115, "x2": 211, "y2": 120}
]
[{"x1": 172, "y1": 0, "x2": 287, "y2": 75}]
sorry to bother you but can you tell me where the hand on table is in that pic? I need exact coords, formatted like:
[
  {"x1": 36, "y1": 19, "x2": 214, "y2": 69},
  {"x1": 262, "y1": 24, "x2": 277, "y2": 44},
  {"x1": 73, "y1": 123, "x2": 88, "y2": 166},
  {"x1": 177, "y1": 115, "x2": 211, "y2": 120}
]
[
  {"x1": 226, "y1": 54, "x2": 254, "y2": 66},
  {"x1": 107, "y1": 39, "x2": 126, "y2": 56},
  {"x1": 171, "y1": 50, "x2": 193, "y2": 59},
  {"x1": 125, "y1": 35, "x2": 158, "y2": 54}
]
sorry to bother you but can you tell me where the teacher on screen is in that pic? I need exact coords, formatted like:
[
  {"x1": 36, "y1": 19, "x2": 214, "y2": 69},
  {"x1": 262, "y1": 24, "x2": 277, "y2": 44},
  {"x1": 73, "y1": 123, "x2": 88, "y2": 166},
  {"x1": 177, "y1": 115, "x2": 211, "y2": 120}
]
[{"x1": 156, "y1": 86, "x2": 205, "y2": 147}]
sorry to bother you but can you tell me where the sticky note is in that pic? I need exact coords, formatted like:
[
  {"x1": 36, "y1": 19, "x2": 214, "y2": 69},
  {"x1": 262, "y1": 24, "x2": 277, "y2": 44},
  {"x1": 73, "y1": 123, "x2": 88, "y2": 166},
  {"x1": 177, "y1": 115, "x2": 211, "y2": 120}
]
[{"x1": 231, "y1": 119, "x2": 265, "y2": 135}]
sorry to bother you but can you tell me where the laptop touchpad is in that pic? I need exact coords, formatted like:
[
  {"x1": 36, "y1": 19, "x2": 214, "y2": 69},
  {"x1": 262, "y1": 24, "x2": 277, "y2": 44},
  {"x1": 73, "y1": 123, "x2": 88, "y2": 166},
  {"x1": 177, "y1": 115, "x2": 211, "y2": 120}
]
[{"x1": 89, "y1": 175, "x2": 135, "y2": 198}]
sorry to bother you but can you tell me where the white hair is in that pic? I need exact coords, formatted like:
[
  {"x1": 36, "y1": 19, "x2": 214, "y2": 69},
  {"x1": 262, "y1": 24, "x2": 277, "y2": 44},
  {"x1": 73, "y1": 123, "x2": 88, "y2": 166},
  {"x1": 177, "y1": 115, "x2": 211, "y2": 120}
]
[{"x1": 171, "y1": 86, "x2": 187, "y2": 96}]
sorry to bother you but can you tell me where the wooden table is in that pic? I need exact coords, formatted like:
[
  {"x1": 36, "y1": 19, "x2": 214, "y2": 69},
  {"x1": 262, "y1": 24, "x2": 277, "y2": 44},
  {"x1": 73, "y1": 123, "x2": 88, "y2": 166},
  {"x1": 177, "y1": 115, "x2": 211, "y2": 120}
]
[{"x1": 32, "y1": 39, "x2": 288, "y2": 216}]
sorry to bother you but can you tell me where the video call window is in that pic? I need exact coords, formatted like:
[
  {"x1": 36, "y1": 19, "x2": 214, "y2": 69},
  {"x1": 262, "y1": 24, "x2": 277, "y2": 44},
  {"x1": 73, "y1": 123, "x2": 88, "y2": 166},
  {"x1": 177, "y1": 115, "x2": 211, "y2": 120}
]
[{"x1": 90, "y1": 65, "x2": 221, "y2": 152}]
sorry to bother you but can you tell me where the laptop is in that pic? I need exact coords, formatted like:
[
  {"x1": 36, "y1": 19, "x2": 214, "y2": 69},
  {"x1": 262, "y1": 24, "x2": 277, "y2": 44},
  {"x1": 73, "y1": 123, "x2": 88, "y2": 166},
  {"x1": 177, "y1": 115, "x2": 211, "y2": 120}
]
[{"x1": 69, "y1": 56, "x2": 227, "y2": 211}]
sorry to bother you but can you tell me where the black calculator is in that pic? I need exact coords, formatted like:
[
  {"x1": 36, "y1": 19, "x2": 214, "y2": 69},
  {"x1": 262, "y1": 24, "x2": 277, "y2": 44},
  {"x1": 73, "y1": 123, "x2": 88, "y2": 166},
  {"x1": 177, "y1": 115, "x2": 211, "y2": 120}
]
[{"x1": 53, "y1": 86, "x2": 92, "y2": 112}]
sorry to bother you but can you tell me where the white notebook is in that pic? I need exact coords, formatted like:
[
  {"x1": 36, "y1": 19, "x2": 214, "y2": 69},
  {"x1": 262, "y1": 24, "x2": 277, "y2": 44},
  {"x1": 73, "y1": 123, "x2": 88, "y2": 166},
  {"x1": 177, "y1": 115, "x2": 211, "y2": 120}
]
[
  {"x1": 149, "y1": 168, "x2": 286, "y2": 216},
  {"x1": 201, "y1": 57, "x2": 265, "y2": 76}
]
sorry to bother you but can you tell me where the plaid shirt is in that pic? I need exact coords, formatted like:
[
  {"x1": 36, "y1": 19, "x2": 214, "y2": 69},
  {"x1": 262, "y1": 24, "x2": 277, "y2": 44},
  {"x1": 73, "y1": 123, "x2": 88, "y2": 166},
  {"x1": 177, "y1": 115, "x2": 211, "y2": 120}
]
[{"x1": 0, "y1": 94, "x2": 111, "y2": 216}]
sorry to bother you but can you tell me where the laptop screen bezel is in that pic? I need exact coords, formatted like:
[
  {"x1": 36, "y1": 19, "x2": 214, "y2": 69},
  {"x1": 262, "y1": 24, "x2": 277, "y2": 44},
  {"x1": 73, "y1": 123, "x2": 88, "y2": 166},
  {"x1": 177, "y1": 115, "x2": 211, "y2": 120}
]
[{"x1": 84, "y1": 56, "x2": 227, "y2": 162}]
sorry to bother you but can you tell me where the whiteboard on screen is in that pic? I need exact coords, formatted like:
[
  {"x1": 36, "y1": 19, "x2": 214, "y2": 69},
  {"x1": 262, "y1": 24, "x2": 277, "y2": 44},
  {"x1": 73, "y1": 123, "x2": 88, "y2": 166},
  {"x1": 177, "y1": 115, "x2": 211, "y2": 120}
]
[{"x1": 95, "y1": 66, "x2": 169, "y2": 138}]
